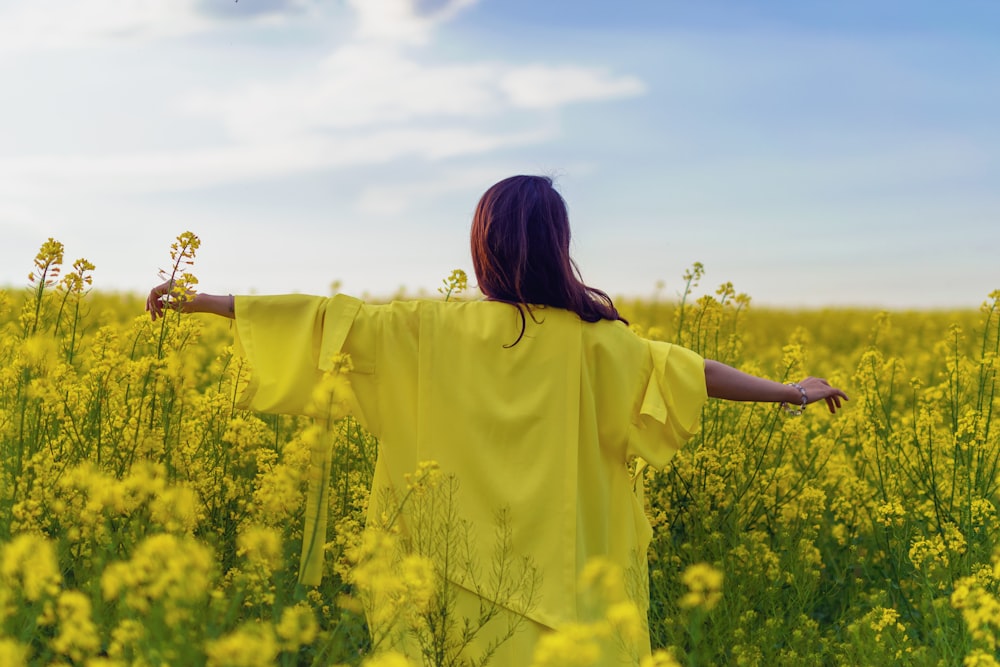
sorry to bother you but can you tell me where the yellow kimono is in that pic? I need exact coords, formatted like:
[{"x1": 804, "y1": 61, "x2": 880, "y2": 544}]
[{"x1": 233, "y1": 295, "x2": 707, "y2": 664}]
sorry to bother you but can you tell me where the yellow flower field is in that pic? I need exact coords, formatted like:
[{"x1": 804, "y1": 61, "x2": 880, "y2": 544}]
[{"x1": 2, "y1": 236, "x2": 999, "y2": 666}]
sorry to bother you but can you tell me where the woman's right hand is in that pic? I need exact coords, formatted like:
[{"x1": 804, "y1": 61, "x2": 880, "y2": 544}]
[
  {"x1": 147, "y1": 282, "x2": 234, "y2": 321},
  {"x1": 146, "y1": 280, "x2": 196, "y2": 321},
  {"x1": 146, "y1": 280, "x2": 175, "y2": 321}
]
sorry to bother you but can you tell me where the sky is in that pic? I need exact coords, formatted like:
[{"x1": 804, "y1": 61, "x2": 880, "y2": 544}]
[{"x1": 1, "y1": 0, "x2": 998, "y2": 308}]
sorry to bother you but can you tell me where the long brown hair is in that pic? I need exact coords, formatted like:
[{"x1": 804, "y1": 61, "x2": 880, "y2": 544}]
[{"x1": 470, "y1": 175, "x2": 626, "y2": 344}]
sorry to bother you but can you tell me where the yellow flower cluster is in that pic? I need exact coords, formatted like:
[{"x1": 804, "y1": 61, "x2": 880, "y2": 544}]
[
  {"x1": 348, "y1": 529, "x2": 437, "y2": 634},
  {"x1": 3, "y1": 242, "x2": 1000, "y2": 665},
  {"x1": 952, "y1": 554, "x2": 1000, "y2": 654},
  {"x1": 678, "y1": 563, "x2": 724, "y2": 612},
  {"x1": 0, "y1": 638, "x2": 30, "y2": 667},
  {"x1": 909, "y1": 523, "x2": 967, "y2": 584},
  {"x1": 204, "y1": 622, "x2": 280, "y2": 667},
  {"x1": 101, "y1": 533, "x2": 216, "y2": 623},
  {"x1": 437, "y1": 269, "x2": 468, "y2": 301},
  {"x1": 51, "y1": 590, "x2": 101, "y2": 663},
  {"x1": 629, "y1": 277, "x2": 1000, "y2": 664},
  {"x1": 1, "y1": 533, "x2": 61, "y2": 602},
  {"x1": 531, "y1": 559, "x2": 649, "y2": 667}
]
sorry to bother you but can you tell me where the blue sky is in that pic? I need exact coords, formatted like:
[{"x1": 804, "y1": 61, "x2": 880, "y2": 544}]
[{"x1": 1, "y1": 0, "x2": 997, "y2": 308}]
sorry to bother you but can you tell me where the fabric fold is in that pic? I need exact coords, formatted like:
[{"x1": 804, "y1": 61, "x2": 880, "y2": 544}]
[
  {"x1": 629, "y1": 341, "x2": 707, "y2": 469},
  {"x1": 318, "y1": 294, "x2": 363, "y2": 371}
]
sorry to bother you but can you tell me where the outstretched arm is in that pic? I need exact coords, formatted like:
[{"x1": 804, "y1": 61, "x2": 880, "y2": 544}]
[
  {"x1": 146, "y1": 281, "x2": 234, "y2": 321},
  {"x1": 704, "y1": 359, "x2": 848, "y2": 414}
]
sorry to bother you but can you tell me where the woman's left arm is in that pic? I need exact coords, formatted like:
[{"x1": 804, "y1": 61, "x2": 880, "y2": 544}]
[{"x1": 704, "y1": 359, "x2": 848, "y2": 414}]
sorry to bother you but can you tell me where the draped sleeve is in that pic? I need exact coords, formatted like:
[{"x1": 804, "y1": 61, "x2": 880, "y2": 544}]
[
  {"x1": 232, "y1": 293, "x2": 363, "y2": 418},
  {"x1": 626, "y1": 341, "x2": 707, "y2": 469},
  {"x1": 232, "y1": 293, "x2": 374, "y2": 586}
]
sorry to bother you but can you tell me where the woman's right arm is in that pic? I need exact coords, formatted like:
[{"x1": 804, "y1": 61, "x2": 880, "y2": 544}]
[{"x1": 146, "y1": 280, "x2": 234, "y2": 321}]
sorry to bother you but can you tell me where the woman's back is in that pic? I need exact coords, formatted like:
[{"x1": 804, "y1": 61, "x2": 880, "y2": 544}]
[{"x1": 233, "y1": 294, "x2": 707, "y2": 660}]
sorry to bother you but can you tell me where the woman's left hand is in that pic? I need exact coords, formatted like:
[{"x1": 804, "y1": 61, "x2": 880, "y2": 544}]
[{"x1": 796, "y1": 376, "x2": 849, "y2": 414}]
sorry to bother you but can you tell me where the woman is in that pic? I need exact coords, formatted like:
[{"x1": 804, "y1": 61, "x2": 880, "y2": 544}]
[{"x1": 148, "y1": 175, "x2": 847, "y2": 665}]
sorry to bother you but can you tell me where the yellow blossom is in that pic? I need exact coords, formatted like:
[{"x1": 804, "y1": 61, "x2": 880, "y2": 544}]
[
  {"x1": 276, "y1": 603, "x2": 318, "y2": 651},
  {"x1": 52, "y1": 590, "x2": 101, "y2": 663},
  {"x1": 866, "y1": 606, "x2": 905, "y2": 643},
  {"x1": 580, "y1": 558, "x2": 628, "y2": 604},
  {"x1": 205, "y1": 623, "x2": 280, "y2": 667},
  {"x1": 0, "y1": 533, "x2": 61, "y2": 601},
  {"x1": 0, "y1": 639, "x2": 30, "y2": 667},
  {"x1": 101, "y1": 533, "x2": 216, "y2": 624},
  {"x1": 362, "y1": 651, "x2": 416, "y2": 667},
  {"x1": 641, "y1": 649, "x2": 683, "y2": 667},
  {"x1": 238, "y1": 525, "x2": 285, "y2": 573},
  {"x1": 107, "y1": 619, "x2": 145, "y2": 660},
  {"x1": 965, "y1": 648, "x2": 1000, "y2": 667},
  {"x1": 149, "y1": 484, "x2": 203, "y2": 533},
  {"x1": 438, "y1": 269, "x2": 468, "y2": 301},
  {"x1": 400, "y1": 554, "x2": 436, "y2": 612},
  {"x1": 530, "y1": 623, "x2": 604, "y2": 667},
  {"x1": 679, "y1": 563, "x2": 724, "y2": 612},
  {"x1": 606, "y1": 600, "x2": 644, "y2": 644},
  {"x1": 873, "y1": 500, "x2": 906, "y2": 528}
]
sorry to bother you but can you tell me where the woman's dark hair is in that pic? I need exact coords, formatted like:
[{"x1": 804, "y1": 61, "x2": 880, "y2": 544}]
[{"x1": 470, "y1": 175, "x2": 627, "y2": 345}]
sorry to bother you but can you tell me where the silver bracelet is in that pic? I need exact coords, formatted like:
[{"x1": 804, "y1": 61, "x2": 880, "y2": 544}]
[{"x1": 782, "y1": 382, "x2": 808, "y2": 416}]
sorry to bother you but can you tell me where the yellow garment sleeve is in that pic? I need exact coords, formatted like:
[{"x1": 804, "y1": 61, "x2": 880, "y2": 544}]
[
  {"x1": 232, "y1": 293, "x2": 366, "y2": 586},
  {"x1": 232, "y1": 293, "x2": 362, "y2": 417},
  {"x1": 627, "y1": 341, "x2": 707, "y2": 469}
]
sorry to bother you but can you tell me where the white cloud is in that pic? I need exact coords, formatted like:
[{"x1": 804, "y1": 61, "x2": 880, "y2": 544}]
[
  {"x1": 180, "y1": 43, "x2": 643, "y2": 144},
  {"x1": 0, "y1": 0, "x2": 645, "y2": 203},
  {"x1": 0, "y1": 0, "x2": 209, "y2": 52},
  {"x1": 348, "y1": 0, "x2": 477, "y2": 45},
  {"x1": 355, "y1": 165, "x2": 513, "y2": 216},
  {"x1": 0, "y1": 0, "x2": 317, "y2": 52},
  {"x1": 178, "y1": 44, "x2": 503, "y2": 142},
  {"x1": 0, "y1": 127, "x2": 548, "y2": 197},
  {"x1": 501, "y1": 65, "x2": 646, "y2": 109}
]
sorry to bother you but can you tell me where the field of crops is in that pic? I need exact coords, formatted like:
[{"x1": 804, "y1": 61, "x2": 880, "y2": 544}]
[{"x1": 2, "y1": 237, "x2": 999, "y2": 666}]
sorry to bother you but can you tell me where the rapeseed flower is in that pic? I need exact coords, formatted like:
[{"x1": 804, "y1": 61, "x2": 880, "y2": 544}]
[
  {"x1": 348, "y1": 529, "x2": 437, "y2": 632},
  {"x1": 606, "y1": 600, "x2": 645, "y2": 644},
  {"x1": 52, "y1": 590, "x2": 101, "y2": 663},
  {"x1": 640, "y1": 650, "x2": 682, "y2": 667},
  {"x1": 28, "y1": 238, "x2": 64, "y2": 286},
  {"x1": 101, "y1": 533, "x2": 216, "y2": 624},
  {"x1": 866, "y1": 606, "x2": 905, "y2": 643},
  {"x1": 0, "y1": 533, "x2": 61, "y2": 601},
  {"x1": 204, "y1": 623, "x2": 280, "y2": 667},
  {"x1": 251, "y1": 445, "x2": 308, "y2": 527},
  {"x1": 276, "y1": 603, "x2": 318, "y2": 651},
  {"x1": 530, "y1": 623, "x2": 603, "y2": 667},
  {"x1": 678, "y1": 563, "x2": 723, "y2": 612},
  {"x1": 965, "y1": 649, "x2": 1000, "y2": 667},
  {"x1": 106, "y1": 618, "x2": 145, "y2": 661},
  {"x1": 952, "y1": 574, "x2": 1000, "y2": 650},
  {"x1": 310, "y1": 353, "x2": 356, "y2": 421},
  {"x1": 149, "y1": 483, "x2": 203, "y2": 534},
  {"x1": 0, "y1": 639, "x2": 29, "y2": 667},
  {"x1": 238, "y1": 525, "x2": 284, "y2": 573},
  {"x1": 874, "y1": 500, "x2": 906, "y2": 528},
  {"x1": 362, "y1": 651, "x2": 416, "y2": 667},
  {"x1": 438, "y1": 269, "x2": 468, "y2": 301}
]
